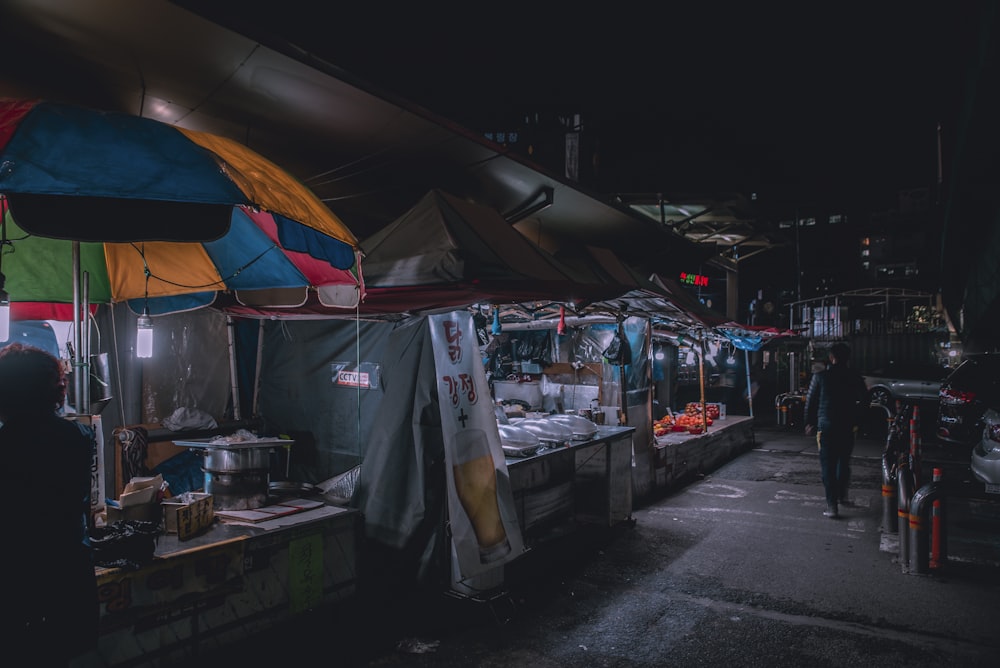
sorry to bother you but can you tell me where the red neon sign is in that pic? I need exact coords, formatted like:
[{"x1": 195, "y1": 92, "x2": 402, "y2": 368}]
[{"x1": 680, "y1": 272, "x2": 709, "y2": 287}]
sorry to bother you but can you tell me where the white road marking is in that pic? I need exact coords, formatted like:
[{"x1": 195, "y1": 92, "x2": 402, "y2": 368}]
[{"x1": 688, "y1": 483, "x2": 747, "y2": 499}]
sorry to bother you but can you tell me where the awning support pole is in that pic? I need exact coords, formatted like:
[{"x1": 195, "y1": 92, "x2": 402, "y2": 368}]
[{"x1": 226, "y1": 316, "x2": 241, "y2": 421}]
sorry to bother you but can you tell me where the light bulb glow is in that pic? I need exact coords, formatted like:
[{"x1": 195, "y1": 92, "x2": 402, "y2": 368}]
[
  {"x1": 0, "y1": 299, "x2": 9, "y2": 342},
  {"x1": 136, "y1": 313, "x2": 153, "y2": 358}
]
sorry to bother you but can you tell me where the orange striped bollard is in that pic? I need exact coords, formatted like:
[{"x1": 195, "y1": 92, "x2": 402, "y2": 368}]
[{"x1": 930, "y1": 467, "x2": 946, "y2": 570}]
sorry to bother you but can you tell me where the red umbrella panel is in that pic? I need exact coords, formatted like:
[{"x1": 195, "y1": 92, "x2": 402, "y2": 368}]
[{"x1": 2, "y1": 204, "x2": 364, "y2": 318}]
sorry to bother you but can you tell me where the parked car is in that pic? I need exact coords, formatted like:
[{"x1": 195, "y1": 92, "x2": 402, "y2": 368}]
[
  {"x1": 971, "y1": 407, "x2": 1000, "y2": 492},
  {"x1": 861, "y1": 361, "x2": 949, "y2": 407},
  {"x1": 937, "y1": 354, "x2": 1000, "y2": 446}
]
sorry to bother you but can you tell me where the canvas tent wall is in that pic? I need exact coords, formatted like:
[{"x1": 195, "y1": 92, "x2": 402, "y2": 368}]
[
  {"x1": 255, "y1": 318, "x2": 394, "y2": 481},
  {"x1": 359, "y1": 189, "x2": 630, "y2": 314}
]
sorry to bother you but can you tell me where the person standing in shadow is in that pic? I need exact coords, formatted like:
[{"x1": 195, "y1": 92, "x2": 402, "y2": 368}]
[
  {"x1": 803, "y1": 342, "x2": 869, "y2": 519},
  {"x1": 0, "y1": 343, "x2": 98, "y2": 665}
]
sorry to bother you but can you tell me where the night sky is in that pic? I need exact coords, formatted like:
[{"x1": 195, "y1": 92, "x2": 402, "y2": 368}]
[{"x1": 184, "y1": 2, "x2": 984, "y2": 201}]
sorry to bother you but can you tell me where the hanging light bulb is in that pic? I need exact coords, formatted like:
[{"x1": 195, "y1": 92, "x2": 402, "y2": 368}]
[
  {"x1": 0, "y1": 199, "x2": 9, "y2": 341},
  {"x1": 136, "y1": 246, "x2": 153, "y2": 358},
  {"x1": 0, "y1": 274, "x2": 9, "y2": 342},
  {"x1": 136, "y1": 308, "x2": 153, "y2": 358}
]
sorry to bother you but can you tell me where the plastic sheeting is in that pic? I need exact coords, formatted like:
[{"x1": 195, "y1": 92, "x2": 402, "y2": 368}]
[{"x1": 142, "y1": 309, "x2": 231, "y2": 424}]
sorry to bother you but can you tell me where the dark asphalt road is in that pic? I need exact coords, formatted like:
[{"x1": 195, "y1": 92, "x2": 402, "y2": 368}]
[{"x1": 188, "y1": 424, "x2": 1000, "y2": 668}]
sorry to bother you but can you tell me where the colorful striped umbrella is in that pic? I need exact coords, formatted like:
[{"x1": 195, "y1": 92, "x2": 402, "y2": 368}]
[{"x1": 0, "y1": 98, "x2": 364, "y2": 317}]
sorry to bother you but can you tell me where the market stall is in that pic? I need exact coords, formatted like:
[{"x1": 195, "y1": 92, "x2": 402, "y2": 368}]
[
  {"x1": 91, "y1": 501, "x2": 358, "y2": 666},
  {"x1": 0, "y1": 99, "x2": 761, "y2": 667},
  {"x1": 652, "y1": 408, "x2": 756, "y2": 488},
  {"x1": 0, "y1": 99, "x2": 368, "y2": 667},
  {"x1": 2, "y1": 164, "x2": 757, "y2": 662}
]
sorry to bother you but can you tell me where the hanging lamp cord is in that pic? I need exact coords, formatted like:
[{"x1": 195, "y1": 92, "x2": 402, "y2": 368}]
[{"x1": 138, "y1": 243, "x2": 151, "y2": 311}]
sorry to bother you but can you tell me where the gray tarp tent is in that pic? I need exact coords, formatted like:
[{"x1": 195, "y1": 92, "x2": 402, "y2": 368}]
[{"x1": 359, "y1": 189, "x2": 629, "y2": 312}]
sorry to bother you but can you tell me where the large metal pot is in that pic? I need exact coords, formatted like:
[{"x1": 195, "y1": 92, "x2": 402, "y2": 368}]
[
  {"x1": 201, "y1": 445, "x2": 273, "y2": 473},
  {"x1": 199, "y1": 445, "x2": 275, "y2": 510}
]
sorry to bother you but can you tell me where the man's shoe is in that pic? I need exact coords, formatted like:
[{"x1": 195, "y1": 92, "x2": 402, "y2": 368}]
[{"x1": 823, "y1": 506, "x2": 839, "y2": 518}]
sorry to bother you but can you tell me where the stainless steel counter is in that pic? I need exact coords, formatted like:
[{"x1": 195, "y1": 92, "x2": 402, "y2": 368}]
[{"x1": 505, "y1": 425, "x2": 635, "y2": 539}]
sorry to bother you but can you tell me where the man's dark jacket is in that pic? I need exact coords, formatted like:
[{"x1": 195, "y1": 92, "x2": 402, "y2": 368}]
[{"x1": 804, "y1": 363, "x2": 869, "y2": 433}]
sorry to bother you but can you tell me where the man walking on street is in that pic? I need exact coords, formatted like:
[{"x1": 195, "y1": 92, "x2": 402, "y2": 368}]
[{"x1": 804, "y1": 342, "x2": 869, "y2": 518}]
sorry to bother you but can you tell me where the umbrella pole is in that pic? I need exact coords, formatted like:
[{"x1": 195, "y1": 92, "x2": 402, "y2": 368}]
[
  {"x1": 745, "y1": 348, "x2": 754, "y2": 418},
  {"x1": 698, "y1": 333, "x2": 707, "y2": 432},
  {"x1": 617, "y1": 320, "x2": 628, "y2": 426},
  {"x1": 72, "y1": 242, "x2": 83, "y2": 413},
  {"x1": 82, "y1": 271, "x2": 91, "y2": 413},
  {"x1": 252, "y1": 319, "x2": 264, "y2": 419},
  {"x1": 110, "y1": 305, "x2": 127, "y2": 428}
]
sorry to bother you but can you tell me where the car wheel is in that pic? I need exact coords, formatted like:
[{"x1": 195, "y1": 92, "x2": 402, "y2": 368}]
[{"x1": 870, "y1": 387, "x2": 891, "y2": 406}]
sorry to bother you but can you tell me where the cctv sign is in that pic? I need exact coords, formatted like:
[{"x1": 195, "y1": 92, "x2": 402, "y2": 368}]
[
  {"x1": 337, "y1": 370, "x2": 369, "y2": 387},
  {"x1": 330, "y1": 362, "x2": 381, "y2": 390}
]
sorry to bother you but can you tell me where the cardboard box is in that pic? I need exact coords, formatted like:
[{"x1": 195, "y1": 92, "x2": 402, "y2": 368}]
[
  {"x1": 105, "y1": 473, "x2": 165, "y2": 526},
  {"x1": 162, "y1": 492, "x2": 214, "y2": 540}
]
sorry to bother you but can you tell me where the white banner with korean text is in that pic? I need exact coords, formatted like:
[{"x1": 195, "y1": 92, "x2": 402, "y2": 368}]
[{"x1": 428, "y1": 312, "x2": 524, "y2": 579}]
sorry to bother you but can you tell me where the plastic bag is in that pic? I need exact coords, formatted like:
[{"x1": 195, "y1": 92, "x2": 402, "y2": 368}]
[
  {"x1": 602, "y1": 330, "x2": 631, "y2": 365},
  {"x1": 90, "y1": 520, "x2": 160, "y2": 571}
]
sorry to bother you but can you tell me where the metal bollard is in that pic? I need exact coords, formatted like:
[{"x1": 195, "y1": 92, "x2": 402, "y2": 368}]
[
  {"x1": 908, "y1": 468, "x2": 944, "y2": 575},
  {"x1": 930, "y1": 498, "x2": 943, "y2": 569},
  {"x1": 931, "y1": 468, "x2": 947, "y2": 566},
  {"x1": 881, "y1": 452, "x2": 898, "y2": 533},
  {"x1": 897, "y1": 461, "x2": 914, "y2": 572},
  {"x1": 909, "y1": 405, "x2": 922, "y2": 489},
  {"x1": 775, "y1": 394, "x2": 787, "y2": 425},
  {"x1": 878, "y1": 401, "x2": 899, "y2": 533}
]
